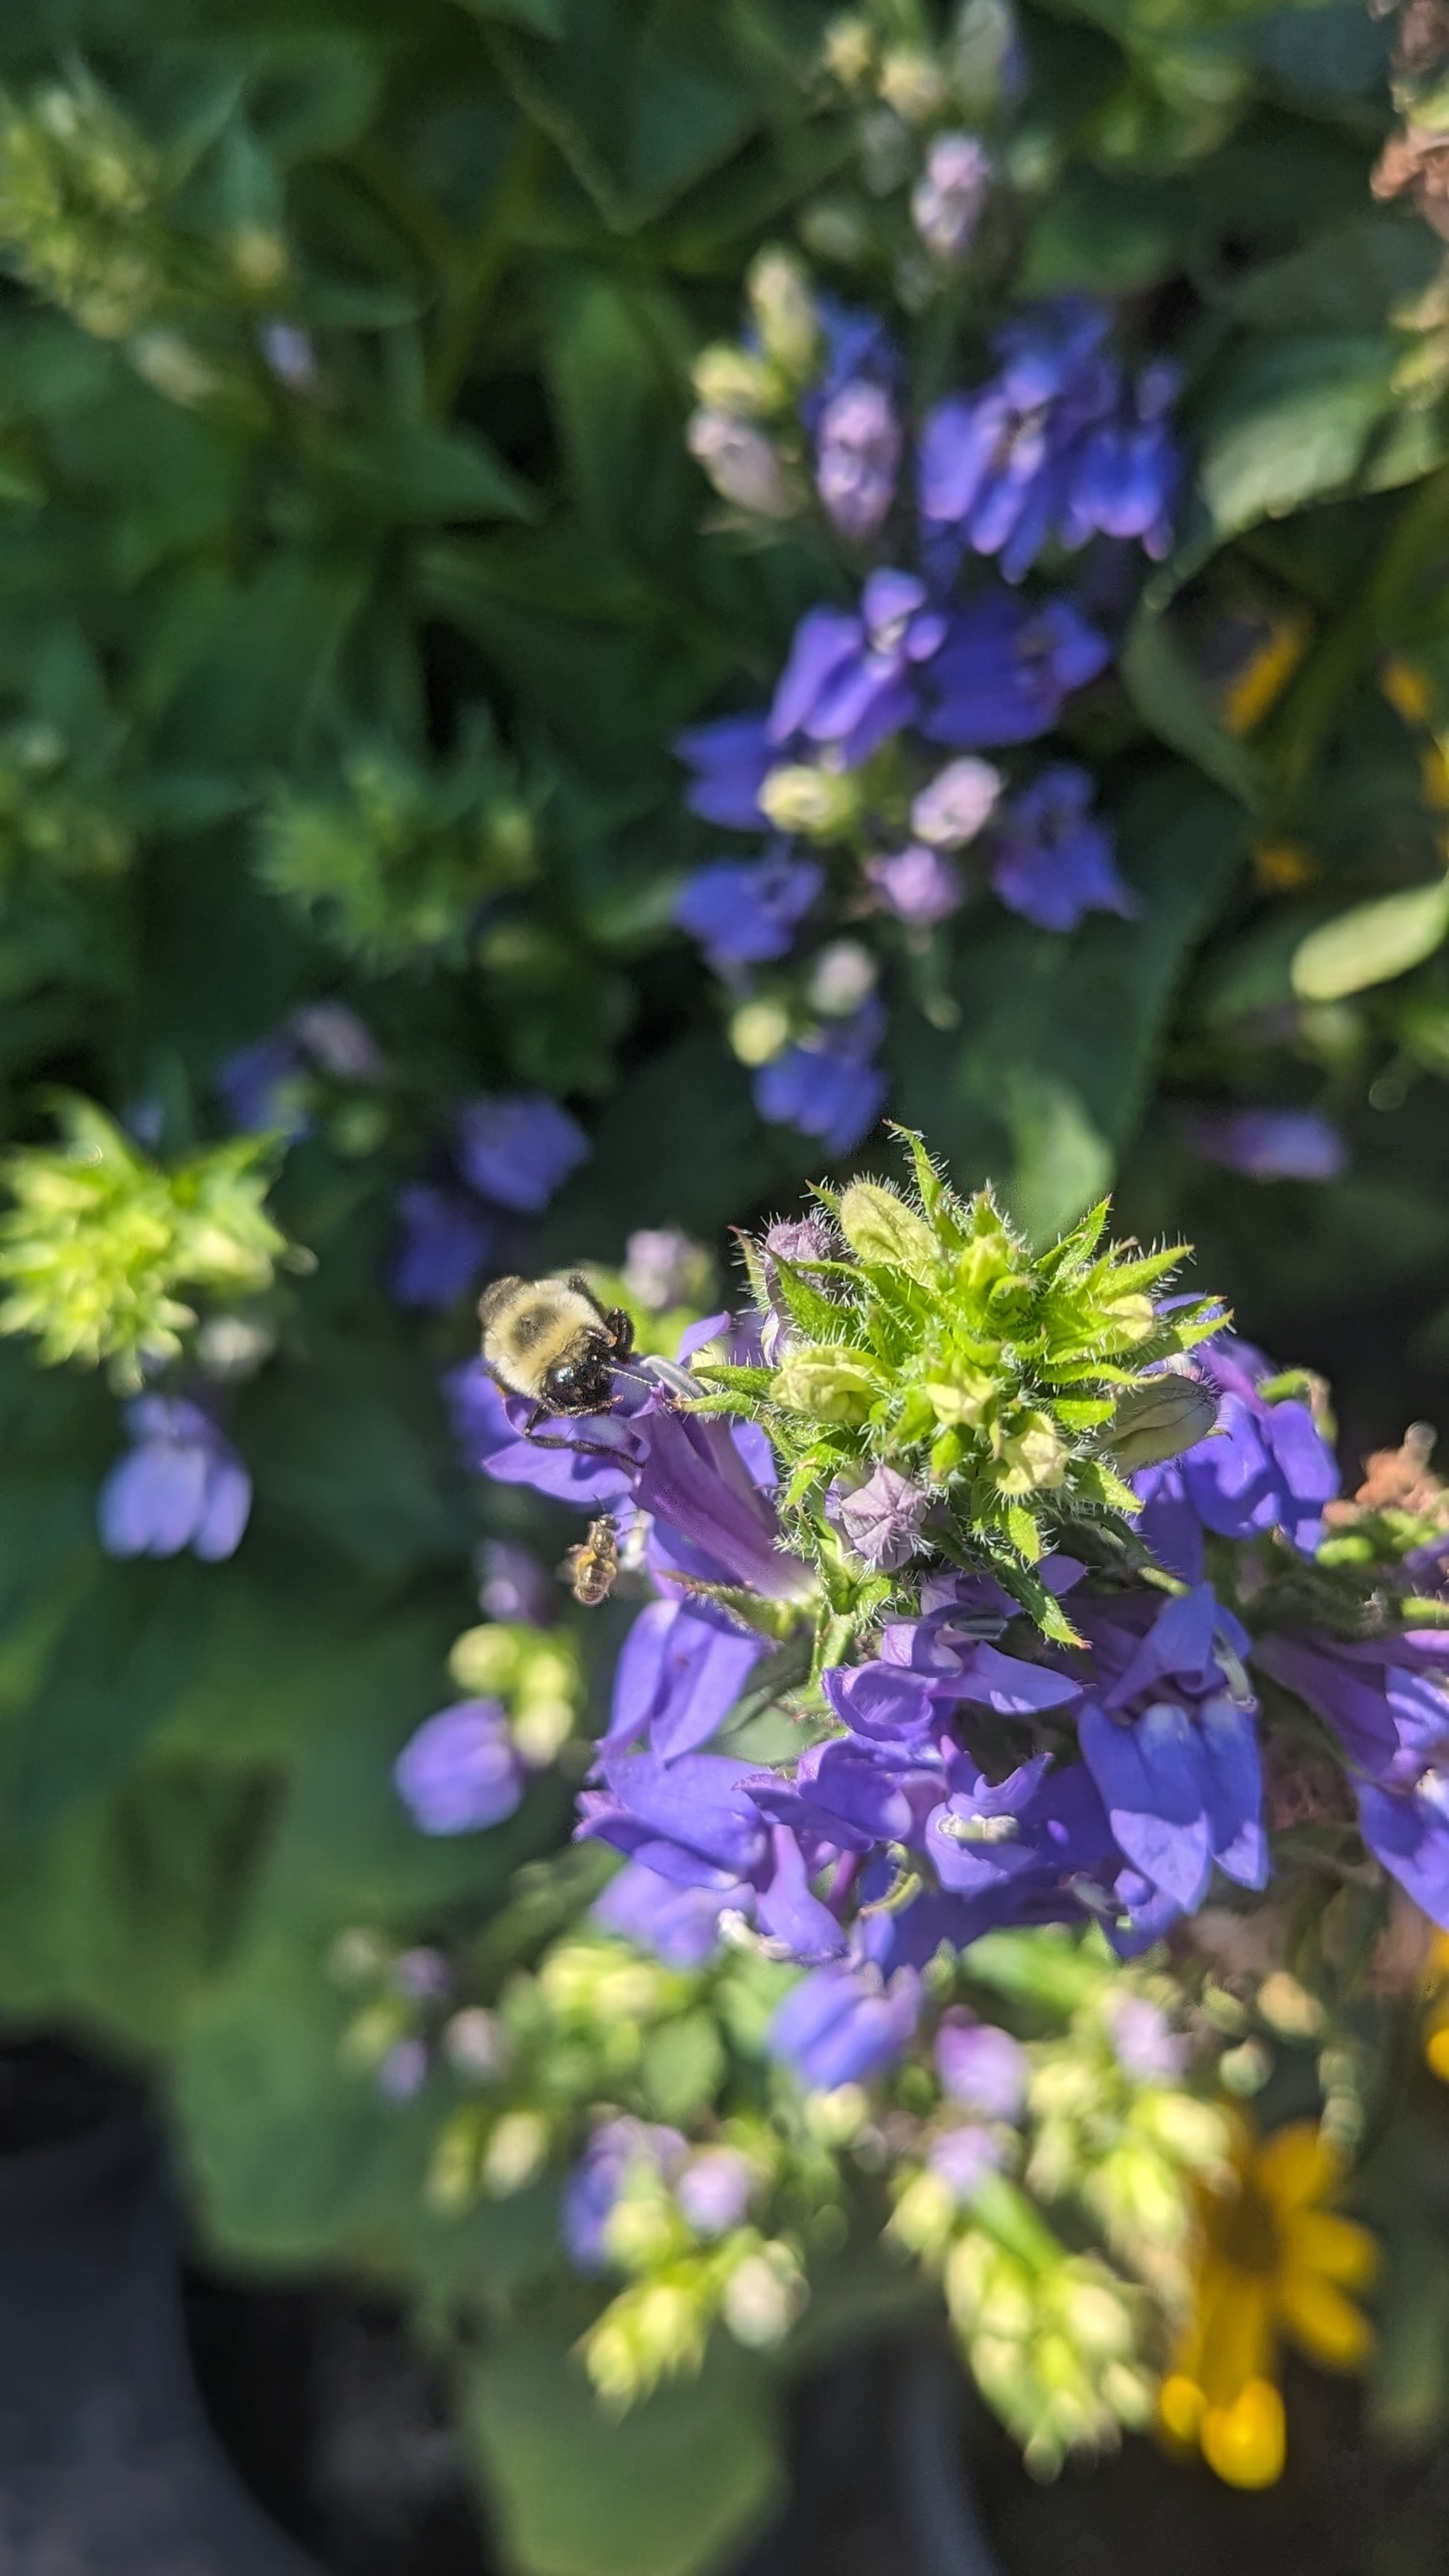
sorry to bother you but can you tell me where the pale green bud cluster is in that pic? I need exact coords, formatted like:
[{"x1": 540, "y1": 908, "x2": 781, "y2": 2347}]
[
  {"x1": 684, "y1": 246, "x2": 829, "y2": 524},
  {"x1": 693, "y1": 1132, "x2": 1223, "y2": 1637},
  {"x1": 1022, "y1": 1991, "x2": 1228, "y2": 2299},
  {"x1": 257, "y1": 732, "x2": 540, "y2": 972},
  {"x1": 448, "y1": 1622, "x2": 587, "y2": 1768},
  {"x1": 583, "y1": 2227, "x2": 806, "y2": 2411},
  {"x1": 0, "y1": 1096, "x2": 287, "y2": 1385},
  {"x1": 0, "y1": 76, "x2": 166, "y2": 340},
  {"x1": 945, "y1": 2207, "x2": 1153, "y2": 2475}
]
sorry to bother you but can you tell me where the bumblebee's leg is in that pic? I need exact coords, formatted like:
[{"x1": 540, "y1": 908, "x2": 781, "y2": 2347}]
[
  {"x1": 603, "y1": 1306, "x2": 635, "y2": 1362},
  {"x1": 523, "y1": 1426, "x2": 634, "y2": 1465}
]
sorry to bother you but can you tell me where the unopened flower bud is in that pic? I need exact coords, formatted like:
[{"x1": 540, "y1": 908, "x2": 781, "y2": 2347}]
[
  {"x1": 759, "y1": 762, "x2": 860, "y2": 839},
  {"x1": 483, "y1": 2108, "x2": 550, "y2": 2196},
  {"x1": 1106, "y1": 1374, "x2": 1217, "y2": 1471},
  {"x1": 996, "y1": 1412, "x2": 1067, "y2": 1494},
  {"x1": 730, "y1": 998, "x2": 792, "y2": 1067},
  {"x1": 823, "y1": 14, "x2": 875, "y2": 84},
  {"x1": 878, "y1": 47, "x2": 949, "y2": 121},
  {"x1": 746, "y1": 249, "x2": 819, "y2": 384},
  {"x1": 448, "y1": 1624, "x2": 522, "y2": 1695},
  {"x1": 444, "y1": 2006, "x2": 511, "y2": 2081},
  {"x1": 722, "y1": 2243, "x2": 805, "y2": 2347},
  {"x1": 911, "y1": 756, "x2": 1002, "y2": 848},
  {"x1": 687, "y1": 412, "x2": 797, "y2": 517},
  {"x1": 691, "y1": 344, "x2": 784, "y2": 416},
  {"x1": 838, "y1": 1179, "x2": 940, "y2": 1275},
  {"x1": 771, "y1": 1345, "x2": 882, "y2": 1424},
  {"x1": 807, "y1": 938, "x2": 876, "y2": 1017}
]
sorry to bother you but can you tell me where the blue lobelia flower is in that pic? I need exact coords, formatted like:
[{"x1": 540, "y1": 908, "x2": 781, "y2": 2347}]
[
  {"x1": 767, "y1": 1958, "x2": 923, "y2": 2089},
  {"x1": 577, "y1": 1753, "x2": 847, "y2": 1960},
  {"x1": 454, "y1": 1092, "x2": 590, "y2": 1215},
  {"x1": 98, "y1": 1394, "x2": 252, "y2": 1563},
  {"x1": 768, "y1": 570, "x2": 950, "y2": 768},
  {"x1": 911, "y1": 133, "x2": 993, "y2": 263},
  {"x1": 600, "y1": 1595, "x2": 767, "y2": 1764},
  {"x1": 920, "y1": 590, "x2": 1109, "y2": 748},
  {"x1": 754, "y1": 996, "x2": 889, "y2": 1155},
  {"x1": 390, "y1": 1182, "x2": 498, "y2": 1310},
  {"x1": 1256, "y1": 1625, "x2": 1449, "y2": 1927},
  {"x1": 1059, "y1": 360, "x2": 1179, "y2": 561},
  {"x1": 675, "y1": 714, "x2": 776, "y2": 829},
  {"x1": 448, "y1": 1359, "x2": 646, "y2": 1506},
  {"x1": 393, "y1": 1697, "x2": 528, "y2": 1834},
  {"x1": 590, "y1": 1861, "x2": 742, "y2": 1967},
  {"x1": 673, "y1": 847, "x2": 824, "y2": 972},
  {"x1": 1182, "y1": 1106, "x2": 1346, "y2": 1184},
  {"x1": 1133, "y1": 1333, "x2": 1340, "y2": 1584},
  {"x1": 217, "y1": 1002, "x2": 383, "y2": 1137},
  {"x1": 1074, "y1": 1585, "x2": 1267, "y2": 1919},
  {"x1": 988, "y1": 765, "x2": 1136, "y2": 932},
  {"x1": 918, "y1": 298, "x2": 1117, "y2": 581},
  {"x1": 864, "y1": 843, "x2": 965, "y2": 926}
]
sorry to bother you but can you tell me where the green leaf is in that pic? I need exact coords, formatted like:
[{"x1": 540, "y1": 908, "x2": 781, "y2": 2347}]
[
  {"x1": 1290, "y1": 879, "x2": 1449, "y2": 1001},
  {"x1": 490, "y1": 0, "x2": 775, "y2": 231},
  {"x1": 1118, "y1": 603, "x2": 1261, "y2": 809},
  {"x1": 321, "y1": 421, "x2": 539, "y2": 526},
  {"x1": 464, "y1": 2321, "x2": 781, "y2": 2576},
  {"x1": 1190, "y1": 334, "x2": 1395, "y2": 554}
]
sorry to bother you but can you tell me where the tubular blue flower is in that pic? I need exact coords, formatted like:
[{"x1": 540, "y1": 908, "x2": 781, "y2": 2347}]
[
  {"x1": 590, "y1": 1861, "x2": 739, "y2": 1966},
  {"x1": 676, "y1": 715, "x2": 774, "y2": 829},
  {"x1": 1256, "y1": 1626, "x2": 1449, "y2": 1925},
  {"x1": 447, "y1": 1362, "x2": 644, "y2": 1507},
  {"x1": 911, "y1": 133, "x2": 993, "y2": 261},
  {"x1": 754, "y1": 998, "x2": 888, "y2": 1155},
  {"x1": 768, "y1": 1960, "x2": 922, "y2": 2088},
  {"x1": 815, "y1": 379, "x2": 902, "y2": 541},
  {"x1": 394, "y1": 1698, "x2": 526, "y2": 1834},
  {"x1": 1075, "y1": 1585, "x2": 1266, "y2": 1915},
  {"x1": 637, "y1": 1406, "x2": 807, "y2": 1601},
  {"x1": 768, "y1": 571, "x2": 950, "y2": 768},
  {"x1": 454, "y1": 1094, "x2": 590, "y2": 1216},
  {"x1": 98, "y1": 1395, "x2": 252, "y2": 1563},
  {"x1": 578, "y1": 1755, "x2": 847, "y2": 1959},
  {"x1": 563, "y1": 2118, "x2": 686, "y2": 2271},
  {"x1": 1133, "y1": 1335, "x2": 1340, "y2": 1584},
  {"x1": 920, "y1": 591, "x2": 1109, "y2": 748},
  {"x1": 673, "y1": 849, "x2": 824, "y2": 971},
  {"x1": 918, "y1": 299, "x2": 1115, "y2": 581},
  {"x1": 805, "y1": 296, "x2": 899, "y2": 424},
  {"x1": 988, "y1": 765, "x2": 1135, "y2": 932},
  {"x1": 1182, "y1": 1108, "x2": 1346, "y2": 1184},
  {"x1": 864, "y1": 844, "x2": 964, "y2": 925},
  {"x1": 1060, "y1": 362, "x2": 1179, "y2": 561},
  {"x1": 600, "y1": 1594, "x2": 766, "y2": 1762},
  {"x1": 935, "y1": 2014, "x2": 1028, "y2": 2120},
  {"x1": 390, "y1": 1182, "x2": 497, "y2": 1310}
]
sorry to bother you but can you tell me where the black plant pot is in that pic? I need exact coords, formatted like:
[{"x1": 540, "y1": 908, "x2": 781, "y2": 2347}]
[{"x1": 0, "y1": 2041, "x2": 318, "y2": 2575}]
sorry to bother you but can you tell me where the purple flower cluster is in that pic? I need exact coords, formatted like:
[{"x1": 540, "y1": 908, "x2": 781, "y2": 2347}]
[
  {"x1": 217, "y1": 1003, "x2": 384, "y2": 1138},
  {"x1": 562, "y1": 2117, "x2": 754, "y2": 2269},
  {"x1": 919, "y1": 299, "x2": 1179, "y2": 582},
  {"x1": 390, "y1": 1091, "x2": 590, "y2": 1310},
  {"x1": 1258, "y1": 1625, "x2": 1449, "y2": 1925}
]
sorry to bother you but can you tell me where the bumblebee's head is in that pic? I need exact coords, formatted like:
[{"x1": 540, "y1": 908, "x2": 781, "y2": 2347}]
[{"x1": 542, "y1": 1345, "x2": 616, "y2": 1414}]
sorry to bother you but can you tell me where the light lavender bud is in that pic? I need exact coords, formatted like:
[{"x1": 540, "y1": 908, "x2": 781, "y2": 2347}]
[
  {"x1": 807, "y1": 939, "x2": 877, "y2": 1017},
  {"x1": 378, "y1": 2037, "x2": 428, "y2": 2102},
  {"x1": 261, "y1": 321, "x2": 319, "y2": 392},
  {"x1": 1107, "y1": 1995, "x2": 1188, "y2": 2084},
  {"x1": 393, "y1": 1946, "x2": 451, "y2": 2001},
  {"x1": 686, "y1": 411, "x2": 797, "y2": 518},
  {"x1": 815, "y1": 379, "x2": 901, "y2": 541},
  {"x1": 865, "y1": 844, "x2": 964, "y2": 927},
  {"x1": 827, "y1": 1461, "x2": 932, "y2": 1571},
  {"x1": 911, "y1": 133, "x2": 992, "y2": 262},
  {"x1": 623, "y1": 1227, "x2": 707, "y2": 1313},
  {"x1": 911, "y1": 756, "x2": 1002, "y2": 848}
]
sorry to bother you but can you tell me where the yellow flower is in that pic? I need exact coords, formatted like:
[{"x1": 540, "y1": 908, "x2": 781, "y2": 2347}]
[
  {"x1": 1222, "y1": 615, "x2": 1309, "y2": 735},
  {"x1": 1159, "y1": 2114, "x2": 1378, "y2": 2491},
  {"x1": 1252, "y1": 838, "x2": 1317, "y2": 892}
]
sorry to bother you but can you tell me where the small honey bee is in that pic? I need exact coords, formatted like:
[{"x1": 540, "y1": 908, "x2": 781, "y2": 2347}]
[
  {"x1": 563, "y1": 1513, "x2": 620, "y2": 1607},
  {"x1": 479, "y1": 1272, "x2": 635, "y2": 1423}
]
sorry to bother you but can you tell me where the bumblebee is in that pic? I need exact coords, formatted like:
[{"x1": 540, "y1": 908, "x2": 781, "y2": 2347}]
[
  {"x1": 478, "y1": 1272, "x2": 634, "y2": 1420},
  {"x1": 563, "y1": 1512, "x2": 620, "y2": 1607}
]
